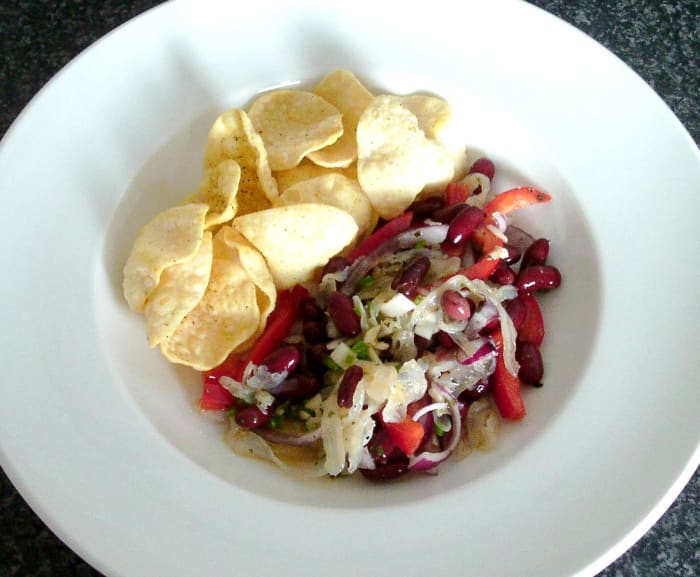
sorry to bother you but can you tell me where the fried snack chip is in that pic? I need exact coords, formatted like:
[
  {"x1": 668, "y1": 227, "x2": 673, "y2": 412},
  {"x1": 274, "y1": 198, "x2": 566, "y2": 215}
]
[
  {"x1": 204, "y1": 108, "x2": 278, "y2": 216},
  {"x1": 276, "y1": 174, "x2": 376, "y2": 239},
  {"x1": 123, "y1": 203, "x2": 208, "y2": 312},
  {"x1": 232, "y1": 204, "x2": 358, "y2": 289},
  {"x1": 401, "y1": 94, "x2": 453, "y2": 141},
  {"x1": 185, "y1": 159, "x2": 240, "y2": 228},
  {"x1": 143, "y1": 231, "x2": 213, "y2": 347},
  {"x1": 402, "y1": 93, "x2": 468, "y2": 186},
  {"x1": 218, "y1": 226, "x2": 276, "y2": 349},
  {"x1": 356, "y1": 94, "x2": 454, "y2": 219},
  {"x1": 248, "y1": 90, "x2": 343, "y2": 171},
  {"x1": 274, "y1": 159, "x2": 357, "y2": 193},
  {"x1": 160, "y1": 227, "x2": 266, "y2": 371},
  {"x1": 308, "y1": 69, "x2": 373, "y2": 168}
]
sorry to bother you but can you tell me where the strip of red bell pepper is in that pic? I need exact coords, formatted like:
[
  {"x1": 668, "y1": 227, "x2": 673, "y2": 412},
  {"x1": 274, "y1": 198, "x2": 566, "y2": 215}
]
[
  {"x1": 445, "y1": 181, "x2": 471, "y2": 207},
  {"x1": 384, "y1": 418, "x2": 425, "y2": 456},
  {"x1": 483, "y1": 186, "x2": 551, "y2": 216},
  {"x1": 346, "y1": 211, "x2": 413, "y2": 263},
  {"x1": 490, "y1": 330, "x2": 526, "y2": 420},
  {"x1": 517, "y1": 293, "x2": 545, "y2": 346},
  {"x1": 244, "y1": 285, "x2": 308, "y2": 369}
]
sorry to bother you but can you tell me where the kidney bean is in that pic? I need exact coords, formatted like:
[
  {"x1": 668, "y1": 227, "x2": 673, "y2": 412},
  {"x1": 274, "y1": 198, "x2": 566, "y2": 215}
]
[
  {"x1": 441, "y1": 290, "x2": 473, "y2": 321},
  {"x1": 409, "y1": 196, "x2": 444, "y2": 218},
  {"x1": 437, "y1": 331, "x2": 457, "y2": 349},
  {"x1": 516, "y1": 341, "x2": 544, "y2": 385},
  {"x1": 516, "y1": 265, "x2": 561, "y2": 293},
  {"x1": 300, "y1": 297, "x2": 324, "y2": 321},
  {"x1": 366, "y1": 428, "x2": 400, "y2": 465},
  {"x1": 431, "y1": 202, "x2": 467, "y2": 223},
  {"x1": 323, "y1": 255, "x2": 350, "y2": 276},
  {"x1": 520, "y1": 238, "x2": 549, "y2": 270},
  {"x1": 326, "y1": 291, "x2": 361, "y2": 337},
  {"x1": 337, "y1": 365, "x2": 363, "y2": 408},
  {"x1": 269, "y1": 374, "x2": 322, "y2": 401},
  {"x1": 306, "y1": 342, "x2": 329, "y2": 366},
  {"x1": 235, "y1": 405, "x2": 271, "y2": 429},
  {"x1": 391, "y1": 256, "x2": 430, "y2": 298},
  {"x1": 504, "y1": 297, "x2": 526, "y2": 332},
  {"x1": 490, "y1": 261, "x2": 517, "y2": 285},
  {"x1": 468, "y1": 157, "x2": 496, "y2": 180},
  {"x1": 302, "y1": 319, "x2": 327, "y2": 343},
  {"x1": 446, "y1": 206, "x2": 486, "y2": 246},
  {"x1": 262, "y1": 345, "x2": 300, "y2": 375},
  {"x1": 360, "y1": 457, "x2": 410, "y2": 481},
  {"x1": 414, "y1": 334, "x2": 431, "y2": 357},
  {"x1": 504, "y1": 244, "x2": 522, "y2": 265},
  {"x1": 460, "y1": 379, "x2": 491, "y2": 401}
]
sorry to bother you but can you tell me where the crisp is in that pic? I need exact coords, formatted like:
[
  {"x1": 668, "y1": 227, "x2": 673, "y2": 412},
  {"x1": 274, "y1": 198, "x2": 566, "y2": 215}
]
[
  {"x1": 204, "y1": 108, "x2": 278, "y2": 216},
  {"x1": 185, "y1": 159, "x2": 240, "y2": 228},
  {"x1": 276, "y1": 174, "x2": 377, "y2": 240},
  {"x1": 356, "y1": 94, "x2": 454, "y2": 219},
  {"x1": 274, "y1": 159, "x2": 357, "y2": 193},
  {"x1": 143, "y1": 231, "x2": 213, "y2": 347},
  {"x1": 122, "y1": 203, "x2": 208, "y2": 313},
  {"x1": 159, "y1": 227, "x2": 266, "y2": 371},
  {"x1": 232, "y1": 204, "x2": 358, "y2": 289},
  {"x1": 248, "y1": 90, "x2": 343, "y2": 171},
  {"x1": 308, "y1": 69, "x2": 373, "y2": 168}
]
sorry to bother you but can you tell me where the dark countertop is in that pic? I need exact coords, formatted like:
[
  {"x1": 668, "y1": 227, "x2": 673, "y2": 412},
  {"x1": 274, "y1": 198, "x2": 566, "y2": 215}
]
[{"x1": 1, "y1": 1, "x2": 698, "y2": 576}]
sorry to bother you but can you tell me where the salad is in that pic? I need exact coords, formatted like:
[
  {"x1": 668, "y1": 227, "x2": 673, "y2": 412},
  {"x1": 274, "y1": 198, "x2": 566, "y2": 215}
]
[{"x1": 201, "y1": 158, "x2": 562, "y2": 480}]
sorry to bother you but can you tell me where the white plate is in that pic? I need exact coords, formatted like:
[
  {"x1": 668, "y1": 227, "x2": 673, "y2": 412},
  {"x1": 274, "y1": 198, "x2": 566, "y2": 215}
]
[{"x1": 1, "y1": 1, "x2": 698, "y2": 576}]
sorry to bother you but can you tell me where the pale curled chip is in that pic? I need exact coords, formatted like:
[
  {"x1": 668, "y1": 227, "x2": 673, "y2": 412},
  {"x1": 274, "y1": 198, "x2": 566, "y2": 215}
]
[
  {"x1": 275, "y1": 174, "x2": 376, "y2": 239},
  {"x1": 143, "y1": 231, "x2": 213, "y2": 347},
  {"x1": 274, "y1": 159, "x2": 357, "y2": 193},
  {"x1": 160, "y1": 227, "x2": 264, "y2": 371},
  {"x1": 356, "y1": 94, "x2": 454, "y2": 219},
  {"x1": 185, "y1": 159, "x2": 240, "y2": 227},
  {"x1": 402, "y1": 93, "x2": 468, "y2": 185},
  {"x1": 248, "y1": 90, "x2": 343, "y2": 171},
  {"x1": 232, "y1": 204, "x2": 358, "y2": 289},
  {"x1": 307, "y1": 69, "x2": 373, "y2": 168},
  {"x1": 204, "y1": 108, "x2": 278, "y2": 216},
  {"x1": 217, "y1": 226, "x2": 276, "y2": 349},
  {"x1": 400, "y1": 94, "x2": 453, "y2": 141},
  {"x1": 122, "y1": 203, "x2": 208, "y2": 312}
]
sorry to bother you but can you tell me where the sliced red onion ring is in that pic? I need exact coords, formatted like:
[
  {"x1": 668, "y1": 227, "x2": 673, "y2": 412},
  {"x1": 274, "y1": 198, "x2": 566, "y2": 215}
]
[
  {"x1": 465, "y1": 300, "x2": 499, "y2": 339},
  {"x1": 461, "y1": 341, "x2": 495, "y2": 365},
  {"x1": 396, "y1": 224, "x2": 448, "y2": 247},
  {"x1": 342, "y1": 225, "x2": 447, "y2": 294},
  {"x1": 408, "y1": 395, "x2": 462, "y2": 471},
  {"x1": 255, "y1": 427, "x2": 322, "y2": 447}
]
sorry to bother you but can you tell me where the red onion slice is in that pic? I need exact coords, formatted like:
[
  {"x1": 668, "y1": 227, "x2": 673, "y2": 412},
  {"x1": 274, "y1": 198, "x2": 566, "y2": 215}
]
[
  {"x1": 255, "y1": 427, "x2": 323, "y2": 447},
  {"x1": 408, "y1": 396, "x2": 462, "y2": 471}
]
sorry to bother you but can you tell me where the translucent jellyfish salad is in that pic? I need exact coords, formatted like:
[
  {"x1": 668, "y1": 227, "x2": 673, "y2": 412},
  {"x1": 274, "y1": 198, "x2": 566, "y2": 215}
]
[{"x1": 200, "y1": 157, "x2": 562, "y2": 481}]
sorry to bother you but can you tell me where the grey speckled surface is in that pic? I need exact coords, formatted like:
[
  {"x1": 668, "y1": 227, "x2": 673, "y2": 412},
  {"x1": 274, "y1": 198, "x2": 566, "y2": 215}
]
[{"x1": 0, "y1": 1, "x2": 698, "y2": 576}]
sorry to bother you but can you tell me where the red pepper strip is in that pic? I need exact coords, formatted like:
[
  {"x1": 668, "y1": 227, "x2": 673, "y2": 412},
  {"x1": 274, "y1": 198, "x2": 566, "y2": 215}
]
[
  {"x1": 490, "y1": 330, "x2": 526, "y2": 420},
  {"x1": 473, "y1": 187, "x2": 551, "y2": 254},
  {"x1": 346, "y1": 211, "x2": 413, "y2": 263},
  {"x1": 384, "y1": 417, "x2": 425, "y2": 456},
  {"x1": 483, "y1": 186, "x2": 551, "y2": 216},
  {"x1": 517, "y1": 293, "x2": 545, "y2": 346},
  {"x1": 445, "y1": 181, "x2": 471, "y2": 207},
  {"x1": 433, "y1": 254, "x2": 501, "y2": 288},
  {"x1": 201, "y1": 354, "x2": 244, "y2": 410},
  {"x1": 245, "y1": 285, "x2": 309, "y2": 368},
  {"x1": 471, "y1": 215, "x2": 505, "y2": 254},
  {"x1": 199, "y1": 285, "x2": 308, "y2": 409}
]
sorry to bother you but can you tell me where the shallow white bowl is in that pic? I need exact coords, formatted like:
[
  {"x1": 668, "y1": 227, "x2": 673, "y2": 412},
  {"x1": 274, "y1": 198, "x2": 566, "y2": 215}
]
[{"x1": 0, "y1": 1, "x2": 698, "y2": 576}]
